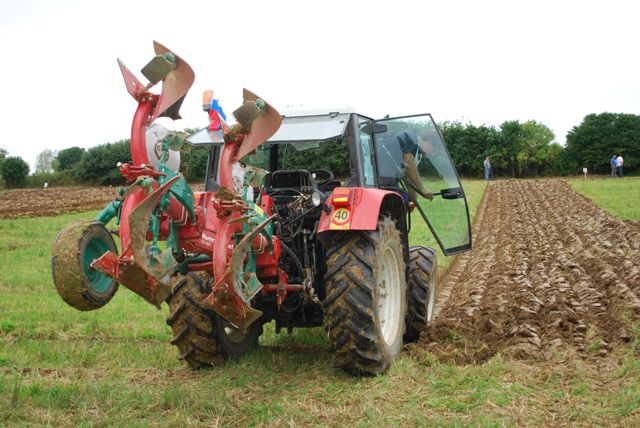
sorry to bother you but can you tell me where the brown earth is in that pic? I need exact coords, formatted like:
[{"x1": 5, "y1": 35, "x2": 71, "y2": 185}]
[
  {"x1": 0, "y1": 187, "x2": 118, "y2": 219},
  {"x1": 424, "y1": 179, "x2": 640, "y2": 363},
  {"x1": 0, "y1": 184, "x2": 205, "y2": 219}
]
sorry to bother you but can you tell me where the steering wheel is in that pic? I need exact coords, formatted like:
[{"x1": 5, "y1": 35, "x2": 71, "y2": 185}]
[
  {"x1": 268, "y1": 188, "x2": 306, "y2": 199},
  {"x1": 310, "y1": 169, "x2": 335, "y2": 186}
]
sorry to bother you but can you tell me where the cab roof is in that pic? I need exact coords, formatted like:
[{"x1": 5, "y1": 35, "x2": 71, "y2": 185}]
[{"x1": 188, "y1": 111, "x2": 371, "y2": 146}]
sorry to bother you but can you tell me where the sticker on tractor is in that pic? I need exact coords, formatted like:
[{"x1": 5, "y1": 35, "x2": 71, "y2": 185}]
[{"x1": 330, "y1": 208, "x2": 351, "y2": 230}]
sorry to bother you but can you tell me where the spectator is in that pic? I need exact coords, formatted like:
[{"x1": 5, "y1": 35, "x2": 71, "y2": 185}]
[
  {"x1": 483, "y1": 156, "x2": 492, "y2": 180},
  {"x1": 610, "y1": 155, "x2": 617, "y2": 177},
  {"x1": 616, "y1": 154, "x2": 624, "y2": 177}
]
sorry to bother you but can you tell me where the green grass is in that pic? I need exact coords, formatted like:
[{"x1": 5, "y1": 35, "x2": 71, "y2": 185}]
[
  {"x1": 1, "y1": 179, "x2": 639, "y2": 426},
  {"x1": 2, "y1": 345, "x2": 639, "y2": 426},
  {"x1": 568, "y1": 176, "x2": 640, "y2": 221}
]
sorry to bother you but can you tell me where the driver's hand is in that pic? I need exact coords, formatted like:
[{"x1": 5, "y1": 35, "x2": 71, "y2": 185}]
[{"x1": 421, "y1": 190, "x2": 434, "y2": 201}]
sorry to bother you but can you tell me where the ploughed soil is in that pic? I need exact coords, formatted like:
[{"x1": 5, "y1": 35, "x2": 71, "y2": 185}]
[
  {"x1": 0, "y1": 187, "x2": 118, "y2": 219},
  {"x1": 424, "y1": 179, "x2": 640, "y2": 362},
  {"x1": 0, "y1": 184, "x2": 205, "y2": 219}
]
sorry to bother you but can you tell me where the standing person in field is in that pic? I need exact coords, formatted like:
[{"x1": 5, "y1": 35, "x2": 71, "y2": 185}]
[
  {"x1": 616, "y1": 153, "x2": 624, "y2": 177},
  {"x1": 483, "y1": 156, "x2": 492, "y2": 180},
  {"x1": 610, "y1": 155, "x2": 618, "y2": 177}
]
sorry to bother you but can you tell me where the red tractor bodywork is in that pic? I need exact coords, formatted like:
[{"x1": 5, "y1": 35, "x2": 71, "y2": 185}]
[{"x1": 318, "y1": 187, "x2": 406, "y2": 233}]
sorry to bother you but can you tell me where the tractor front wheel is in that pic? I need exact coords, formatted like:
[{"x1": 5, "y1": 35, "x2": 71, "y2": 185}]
[
  {"x1": 51, "y1": 221, "x2": 118, "y2": 311},
  {"x1": 166, "y1": 273, "x2": 261, "y2": 369},
  {"x1": 323, "y1": 216, "x2": 407, "y2": 375}
]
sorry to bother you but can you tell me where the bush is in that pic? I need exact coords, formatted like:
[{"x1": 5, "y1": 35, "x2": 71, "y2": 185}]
[
  {"x1": 56, "y1": 147, "x2": 85, "y2": 171},
  {"x1": 75, "y1": 140, "x2": 130, "y2": 185},
  {"x1": 180, "y1": 144, "x2": 209, "y2": 182},
  {"x1": 1, "y1": 156, "x2": 30, "y2": 188}
]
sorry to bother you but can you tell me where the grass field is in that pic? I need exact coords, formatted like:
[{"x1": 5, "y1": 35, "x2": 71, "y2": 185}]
[
  {"x1": 568, "y1": 176, "x2": 640, "y2": 221},
  {"x1": 1, "y1": 178, "x2": 639, "y2": 426}
]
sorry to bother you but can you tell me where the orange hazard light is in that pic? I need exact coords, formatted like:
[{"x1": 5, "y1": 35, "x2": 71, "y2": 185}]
[{"x1": 332, "y1": 195, "x2": 350, "y2": 207}]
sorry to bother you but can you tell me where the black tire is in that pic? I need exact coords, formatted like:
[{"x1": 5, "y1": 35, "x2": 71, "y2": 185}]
[
  {"x1": 51, "y1": 221, "x2": 119, "y2": 311},
  {"x1": 323, "y1": 216, "x2": 407, "y2": 375},
  {"x1": 404, "y1": 246, "x2": 438, "y2": 343},
  {"x1": 165, "y1": 273, "x2": 261, "y2": 369}
]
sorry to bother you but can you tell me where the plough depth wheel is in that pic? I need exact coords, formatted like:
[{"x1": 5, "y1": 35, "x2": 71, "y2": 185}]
[{"x1": 51, "y1": 221, "x2": 119, "y2": 311}]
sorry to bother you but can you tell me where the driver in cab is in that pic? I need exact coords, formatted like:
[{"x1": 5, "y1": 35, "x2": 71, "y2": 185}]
[{"x1": 392, "y1": 130, "x2": 434, "y2": 201}]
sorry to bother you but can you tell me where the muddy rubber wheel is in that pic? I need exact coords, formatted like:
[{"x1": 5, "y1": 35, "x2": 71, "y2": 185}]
[
  {"x1": 166, "y1": 273, "x2": 261, "y2": 369},
  {"x1": 404, "y1": 246, "x2": 438, "y2": 343},
  {"x1": 323, "y1": 216, "x2": 407, "y2": 375},
  {"x1": 51, "y1": 221, "x2": 118, "y2": 311}
]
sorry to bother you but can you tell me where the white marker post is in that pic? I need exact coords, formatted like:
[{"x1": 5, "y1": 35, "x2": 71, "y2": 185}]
[{"x1": 582, "y1": 167, "x2": 588, "y2": 180}]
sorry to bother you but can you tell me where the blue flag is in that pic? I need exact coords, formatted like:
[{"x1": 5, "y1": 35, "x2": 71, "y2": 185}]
[{"x1": 211, "y1": 99, "x2": 227, "y2": 122}]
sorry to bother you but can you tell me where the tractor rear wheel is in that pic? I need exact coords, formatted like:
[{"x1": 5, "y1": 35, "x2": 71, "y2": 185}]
[
  {"x1": 166, "y1": 273, "x2": 261, "y2": 369},
  {"x1": 323, "y1": 216, "x2": 407, "y2": 375},
  {"x1": 51, "y1": 221, "x2": 118, "y2": 311},
  {"x1": 404, "y1": 246, "x2": 438, "y2": 343}
]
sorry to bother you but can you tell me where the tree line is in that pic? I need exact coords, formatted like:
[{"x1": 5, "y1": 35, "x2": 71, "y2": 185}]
[
  {"x1": 0, "y1": 132, "x2": 209, "y2": 188},
  {"x1": 442, "y1": 113, "x2": 638, "y2": 178},
  {"x1": 1, "y1": 112, "x2": 638, "y2": 188}
]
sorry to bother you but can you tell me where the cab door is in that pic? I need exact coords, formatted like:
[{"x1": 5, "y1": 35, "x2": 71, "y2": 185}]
[{"x1": 372, "y1": 114, "x2": 471, "y2": 255}]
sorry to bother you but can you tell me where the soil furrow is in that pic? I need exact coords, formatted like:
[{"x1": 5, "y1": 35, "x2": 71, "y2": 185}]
[{"x1": 426, "y1": 179, "x2": 640, "y2": 362}]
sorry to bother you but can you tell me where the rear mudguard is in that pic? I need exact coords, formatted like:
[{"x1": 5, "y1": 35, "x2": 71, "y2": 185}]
[{"x1": 317, "y1": 187, "x2": 406, "y2": 233}]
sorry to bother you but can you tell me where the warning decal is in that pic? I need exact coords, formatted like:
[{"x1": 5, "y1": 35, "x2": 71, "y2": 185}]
[{"x1": 329, "y1": 208, "x2": 351, "y2": 230}]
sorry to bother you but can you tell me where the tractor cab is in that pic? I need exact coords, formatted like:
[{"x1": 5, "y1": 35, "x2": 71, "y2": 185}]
[{"x1": 188, "y1": 111, "x2": 471, "y2": 256}]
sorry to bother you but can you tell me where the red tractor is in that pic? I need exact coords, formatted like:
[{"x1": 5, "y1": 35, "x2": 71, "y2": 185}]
[{"x1": 52, "y1": 42, "x2": 471, "y2": 375}]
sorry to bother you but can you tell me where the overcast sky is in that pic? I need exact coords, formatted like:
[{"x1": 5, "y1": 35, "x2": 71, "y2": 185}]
[{"x1": 1, "y1": 0, "x2": 639, "y2": 171}]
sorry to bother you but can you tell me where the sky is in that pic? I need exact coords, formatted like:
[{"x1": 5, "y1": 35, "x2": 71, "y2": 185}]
[{"x1": 1, "y1": 0, "x2": 639, "y2": 172}]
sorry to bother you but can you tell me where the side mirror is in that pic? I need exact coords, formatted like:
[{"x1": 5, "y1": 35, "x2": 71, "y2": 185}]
[{"x1": 440, "y1": 187, "x2": 464, "y2": 200}]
